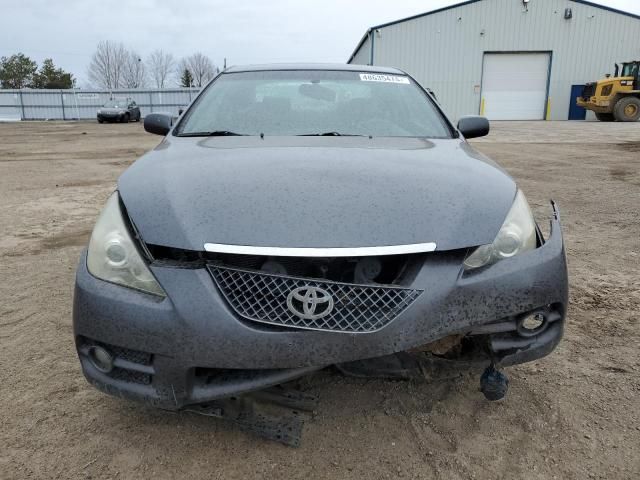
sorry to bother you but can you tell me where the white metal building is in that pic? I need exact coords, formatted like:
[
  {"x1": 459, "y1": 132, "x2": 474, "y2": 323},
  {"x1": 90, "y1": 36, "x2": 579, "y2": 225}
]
[{"x1": 348, "y1": 0, "x2": 640, "y2": 121}]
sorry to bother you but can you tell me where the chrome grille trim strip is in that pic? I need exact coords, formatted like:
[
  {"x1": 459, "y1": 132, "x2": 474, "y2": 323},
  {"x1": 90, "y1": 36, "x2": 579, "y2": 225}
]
[{"x1": 203, "y1": 242, "x2": 437, "y2": 257}]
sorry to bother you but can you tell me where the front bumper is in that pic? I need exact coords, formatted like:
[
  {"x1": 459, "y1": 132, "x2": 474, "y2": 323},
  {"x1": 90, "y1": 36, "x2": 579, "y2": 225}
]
[
  {"x1": 97, "y1": 113, "x2": 125, "y2": 121},
  {"x1": 73, "y1": 204, "x2": 568, "y2": 409}
]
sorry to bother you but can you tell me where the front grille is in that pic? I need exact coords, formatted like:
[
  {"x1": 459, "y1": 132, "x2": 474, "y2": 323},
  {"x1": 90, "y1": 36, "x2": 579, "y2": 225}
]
[
  {"x1": 107, "y1": 344, "x2": 152, "y2": 366},
  {"x1": 209, "y1": 265, "x2": 422, "y2": 333},
  {"x1": 109, "y1": 367, "x2": 152, "y2": 385},
  {"x1": 582, "y1": 83, "x2": 596, "y2": 99}
]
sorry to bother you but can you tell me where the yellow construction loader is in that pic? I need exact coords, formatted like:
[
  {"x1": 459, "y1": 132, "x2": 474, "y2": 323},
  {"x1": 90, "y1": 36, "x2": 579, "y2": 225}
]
[{"x1": 577, "y1": 61, "x2": 640, "y2": 121}]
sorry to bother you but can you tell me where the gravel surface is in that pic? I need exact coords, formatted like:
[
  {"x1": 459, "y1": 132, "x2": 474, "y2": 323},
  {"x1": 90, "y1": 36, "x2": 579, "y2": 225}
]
[{"x1": 1, "y1": 120, "x2": 639, "y2": 479}]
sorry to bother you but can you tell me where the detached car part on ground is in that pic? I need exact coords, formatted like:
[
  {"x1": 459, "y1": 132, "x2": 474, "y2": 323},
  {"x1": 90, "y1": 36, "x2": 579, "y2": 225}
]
[
  {"x1": 74, "y1": 65, "x2": 568, "y2": 441},
  {"x1": 97, "y1": 98, "x2": 141, "y2": 123}
]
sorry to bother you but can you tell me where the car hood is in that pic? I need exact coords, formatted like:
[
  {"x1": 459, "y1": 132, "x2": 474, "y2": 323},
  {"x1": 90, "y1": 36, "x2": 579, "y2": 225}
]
[{"x1": 118, "y1": 136, "x2": 516, "y2": 252}]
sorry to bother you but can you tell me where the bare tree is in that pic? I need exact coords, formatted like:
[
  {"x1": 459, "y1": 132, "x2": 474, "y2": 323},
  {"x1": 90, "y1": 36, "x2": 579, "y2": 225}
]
[
  {"x1": 178, "y1": 53, "x2": 216, "y2": 87},
  {"x1": 122, "y1": 51, "x2": 146, "y2": 88},
  {"x1": 87, "y1": 41, "x2": 128, "y2": 89},
  {"x1": 147, "y1": 49, "x2": 175, "y2": 88}
]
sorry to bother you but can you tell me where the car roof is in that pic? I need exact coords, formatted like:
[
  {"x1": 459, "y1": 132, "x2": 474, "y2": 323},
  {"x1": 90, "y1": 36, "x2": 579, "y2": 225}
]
[{"x1": 224, "y1": 63, "x2": 406, "y2": 75}]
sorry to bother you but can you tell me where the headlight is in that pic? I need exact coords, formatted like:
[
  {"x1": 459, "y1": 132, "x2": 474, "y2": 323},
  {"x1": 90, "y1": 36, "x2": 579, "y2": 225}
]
[
  {"x1": 464, "y1": 190, "x2": 537, "y2": 270},
  {"x1": 87, "y1": 192, "x2": 165, "y2": 296}
]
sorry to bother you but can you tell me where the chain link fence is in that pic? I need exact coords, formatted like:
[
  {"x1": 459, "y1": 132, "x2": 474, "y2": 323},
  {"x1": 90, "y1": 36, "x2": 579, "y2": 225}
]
[{"x1": 0, "y1": 88, "x2": 201, "y2": 121}]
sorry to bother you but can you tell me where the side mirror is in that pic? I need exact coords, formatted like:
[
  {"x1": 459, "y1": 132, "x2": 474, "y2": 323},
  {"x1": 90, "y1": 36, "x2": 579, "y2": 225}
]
[
  {"x1": 457, "y1": 115, "x2": 490, "y2": 139},
  {"x1": 144, "y1": 113, "x2": 172, "y2": 136}
]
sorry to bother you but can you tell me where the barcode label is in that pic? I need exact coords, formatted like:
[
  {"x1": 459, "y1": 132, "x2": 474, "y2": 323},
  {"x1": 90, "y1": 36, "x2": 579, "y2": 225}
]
[{"x1": 359, "y1": 73, "x2": 410, "y2": 84}]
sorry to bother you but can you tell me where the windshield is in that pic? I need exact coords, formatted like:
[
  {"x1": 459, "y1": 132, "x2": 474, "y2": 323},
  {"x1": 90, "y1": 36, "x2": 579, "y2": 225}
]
[
  {"x1": 621, "y1": 63, "x2": 638, "y2": 77},
  {"x1": 104, "y1": 99, "x2": 128, "y2": 108},
  {"x1": 176, "y1": 70, "x2": 452, "y2": 138}
]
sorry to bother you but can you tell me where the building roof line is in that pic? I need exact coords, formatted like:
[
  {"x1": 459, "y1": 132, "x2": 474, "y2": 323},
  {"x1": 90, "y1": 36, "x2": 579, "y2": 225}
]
[
  {"x1": 370, "y1": 0, "x2": 483, "y2": 31},
  {"x1": 571, "y1": 0, "x2": 640, "y2": 21},
  {"x1": 347, "y1": 28, "x2": 372, "y2": 64},
  {"x1": 347, "y1": 0, "x2": 483, "y2": 62},
  {"x1": 347, "y1": 0, "x2": 640, "y2": 63}
]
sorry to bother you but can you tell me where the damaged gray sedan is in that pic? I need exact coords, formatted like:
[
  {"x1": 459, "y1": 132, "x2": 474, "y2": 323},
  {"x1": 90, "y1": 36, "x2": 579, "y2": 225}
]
[{"x1": 73, "y1": 64, "x2": 568, "y2": 423}]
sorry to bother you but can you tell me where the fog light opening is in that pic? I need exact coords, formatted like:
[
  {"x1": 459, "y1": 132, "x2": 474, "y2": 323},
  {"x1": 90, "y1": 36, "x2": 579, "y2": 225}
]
[
  {"x1": 88, "y1": 345, "x2": 114, "y2": 373},
  {"x1": 517, "y1": 311, "x2": 547, "y2": 337}
]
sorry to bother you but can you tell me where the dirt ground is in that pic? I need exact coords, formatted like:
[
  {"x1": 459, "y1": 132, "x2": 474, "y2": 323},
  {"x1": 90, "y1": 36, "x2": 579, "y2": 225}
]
[{"x1": 1, "y1": 120, "x2": 639, "y2": 480}]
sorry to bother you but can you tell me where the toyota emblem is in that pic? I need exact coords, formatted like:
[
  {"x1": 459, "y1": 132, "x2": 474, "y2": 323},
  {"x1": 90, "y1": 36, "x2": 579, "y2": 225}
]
[{"x1": 286, "y1": 286, "x2": 334, "y2": 320}]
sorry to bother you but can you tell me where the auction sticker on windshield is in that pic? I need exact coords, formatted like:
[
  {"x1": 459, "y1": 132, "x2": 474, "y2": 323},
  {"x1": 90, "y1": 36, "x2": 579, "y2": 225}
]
[{"x1": 359, "y1": 73, "x2": 410, "y2": 84}]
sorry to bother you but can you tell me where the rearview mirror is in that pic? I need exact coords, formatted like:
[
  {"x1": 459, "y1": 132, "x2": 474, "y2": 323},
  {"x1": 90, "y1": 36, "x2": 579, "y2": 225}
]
[
  {"x1": 299, "y1": 83, "x2": 336, "y2": 102},
  {"x1": 457, "y1": 115, "x2": 490, "y2": 139},
  {"x1": 144, "y1": 113, "x2": 173, "y2": 136}
]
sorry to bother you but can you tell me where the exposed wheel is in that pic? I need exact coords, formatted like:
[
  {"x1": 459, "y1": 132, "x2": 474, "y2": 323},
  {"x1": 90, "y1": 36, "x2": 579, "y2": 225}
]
[
  {"x1": 97, "y1": 118, "x2": 103, "y2": 124},
  {"x1": 613, "y1": 97, "x2": 640, "y2": 122},
  {"x1": 123, "y1": 113, "x2": 130, "y2": 123},
  {"x1": 135, "y1": 112, "x2": 141, "y2": 122},
  {"x1": 595, "y1": 112, "x2": 615, "y2": 122}
]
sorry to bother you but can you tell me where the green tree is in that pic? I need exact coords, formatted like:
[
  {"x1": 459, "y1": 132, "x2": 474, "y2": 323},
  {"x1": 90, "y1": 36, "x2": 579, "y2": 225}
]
[
  {"x1": 180, "y1": 68, "x2": 194, "y2": 88},
  {"x1": 32, "y1": 58, "x2": 75, "y2": 89},
  {"x1": 0, "y1": 53, "x2": 37, "y2": 89}
]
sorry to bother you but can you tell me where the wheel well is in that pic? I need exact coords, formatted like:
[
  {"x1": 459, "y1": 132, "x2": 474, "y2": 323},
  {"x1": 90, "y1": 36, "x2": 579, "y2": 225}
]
[{"x1": 615, "y1": 92, "x2": 640, "y2": 102}]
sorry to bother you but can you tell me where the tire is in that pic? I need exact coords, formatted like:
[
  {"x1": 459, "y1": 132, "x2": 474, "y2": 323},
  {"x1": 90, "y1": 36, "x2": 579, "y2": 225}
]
[
  {"x1": 613, "y1": 97, "x2": 640, "y2": 122},
  {"x1": 123, "y1": 113, "x2": 130, "y2": 123},
  {"x1": 136, "y1": 112, "x2": 141, "y2": 122},
  {"x1": 97, "y1": 119, "x2": 103, "y2": 124},
  {"x1": 595, "y1": 112, "x2": 615, "y2": 122}
]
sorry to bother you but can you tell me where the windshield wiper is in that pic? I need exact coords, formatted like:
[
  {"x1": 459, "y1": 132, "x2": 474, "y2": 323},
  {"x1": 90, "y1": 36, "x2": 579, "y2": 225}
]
[
  {"x1": 177, "y1": 130, "x2": 247, "y2": 137},
  {"x1": 297, "y1": 132, "x2": 367, "y2": 137}
]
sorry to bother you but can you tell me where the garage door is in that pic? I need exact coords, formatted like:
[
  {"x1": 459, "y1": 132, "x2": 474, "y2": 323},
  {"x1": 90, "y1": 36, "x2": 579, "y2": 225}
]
[{"x1": 481, "y1": 53, "x2": 550, "y2": 120}]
